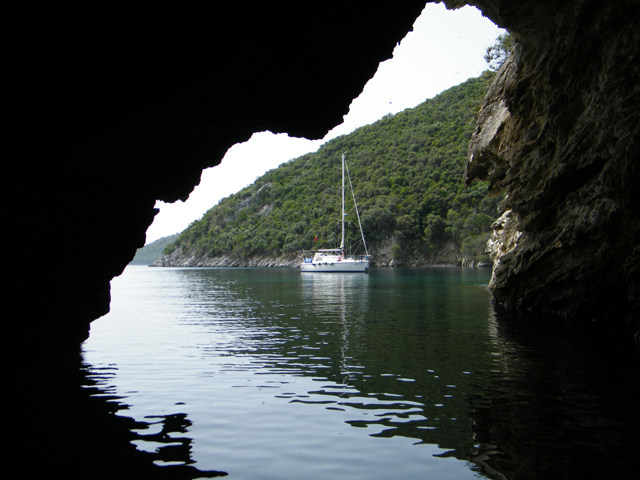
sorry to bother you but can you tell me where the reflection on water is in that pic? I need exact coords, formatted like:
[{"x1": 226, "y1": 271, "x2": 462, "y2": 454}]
[
  {"x1": 81, "y1": 364, "x2": 227, "y2": 478},
  {"x1": 470, "y1": 309, "x2": 640, "y2": 480},
  {"x1": 79, "y1": 267, "x2": 639, "y2": 479}
]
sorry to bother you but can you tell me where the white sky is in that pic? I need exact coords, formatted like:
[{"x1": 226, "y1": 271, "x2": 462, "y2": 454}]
[{"x1": 145, "y1": 3, "x2": 503, "y2": 244}]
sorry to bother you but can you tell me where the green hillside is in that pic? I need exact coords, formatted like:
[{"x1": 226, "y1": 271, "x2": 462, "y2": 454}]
[
  {"x1": 163, "y1": 72, "x2": 502, "y2": 265},
  {"x1": 130, "y1": 234, "x2": 179, "y2": 265}
]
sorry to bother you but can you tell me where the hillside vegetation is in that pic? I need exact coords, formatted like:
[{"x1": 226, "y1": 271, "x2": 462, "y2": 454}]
[
  {"x1": 130, "y1": 234, "x2": 179, "y2": 265},
  {"x1": 160, "y1": 72, "x2": 502, "y2": 266}
]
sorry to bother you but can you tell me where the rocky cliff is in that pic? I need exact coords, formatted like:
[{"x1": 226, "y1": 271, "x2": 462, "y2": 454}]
[{"x1": 464, "y1": 0, "x2": 640, "y2": 339}]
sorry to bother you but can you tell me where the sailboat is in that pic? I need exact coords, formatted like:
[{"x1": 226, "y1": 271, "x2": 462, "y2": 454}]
[{"x1": 300, "y1": 153, "x2": 372, "y2": 272}]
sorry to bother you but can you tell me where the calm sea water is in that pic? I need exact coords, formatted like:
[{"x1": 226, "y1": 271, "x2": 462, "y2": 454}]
[{"x1": 81, "y1": 266, "x2": 639, "y2": 479}]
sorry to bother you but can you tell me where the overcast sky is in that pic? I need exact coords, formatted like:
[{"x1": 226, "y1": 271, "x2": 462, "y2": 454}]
[{"x1": 145, "y1": 3, "x2": 503, "y2": 244}]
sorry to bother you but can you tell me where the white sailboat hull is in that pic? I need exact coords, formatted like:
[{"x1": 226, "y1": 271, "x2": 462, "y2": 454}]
[{"x1": 300, "y1": 259, "x2": 369, "y2": 272}]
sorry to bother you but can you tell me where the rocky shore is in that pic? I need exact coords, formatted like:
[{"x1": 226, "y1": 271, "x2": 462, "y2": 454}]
[{"x1": 151, "y1": 240, "x2": 492, "y2": 269}]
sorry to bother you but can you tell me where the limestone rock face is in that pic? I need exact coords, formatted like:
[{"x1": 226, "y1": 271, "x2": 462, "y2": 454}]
[
  {"x1": 465, "y1": 0, "x2": 640, "y2": 335},
  {"x1": 485, "y1": 209, "x2": 523, "y2": 292}
]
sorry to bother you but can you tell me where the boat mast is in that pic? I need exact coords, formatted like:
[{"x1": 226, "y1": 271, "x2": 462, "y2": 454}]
[{"x1": 340, "y1": 152, "x2": 345, "y2": 252}]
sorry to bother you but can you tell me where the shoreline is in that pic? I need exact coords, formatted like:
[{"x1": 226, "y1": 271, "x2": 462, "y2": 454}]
[{"x1": 149, "y1": 256, "x2": 492, "y2": 269}]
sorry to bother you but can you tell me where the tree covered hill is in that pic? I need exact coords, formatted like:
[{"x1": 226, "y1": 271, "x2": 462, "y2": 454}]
[
  {"x1": 130, "y1": 234, "x2": 179, "y2": 265},
  {"x1": 159, "y1": 72, "x2": 502, "y2": 267}
]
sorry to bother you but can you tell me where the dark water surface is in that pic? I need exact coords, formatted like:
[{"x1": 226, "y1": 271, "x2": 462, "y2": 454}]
[{"x1": 81, "y1": 266, "x2": 639, "y2": 479}]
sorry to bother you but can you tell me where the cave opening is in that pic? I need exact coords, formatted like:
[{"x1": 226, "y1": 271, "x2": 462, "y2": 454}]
[
  {"x1": 70, "y1": 5, "x2": 515, "y2": 478},
  {"x1": 144, "y1": 4, "x2": 505, "y2": 247},
  {"x1": 10, "y1": 1, "x2": 640, "y2": 478}
]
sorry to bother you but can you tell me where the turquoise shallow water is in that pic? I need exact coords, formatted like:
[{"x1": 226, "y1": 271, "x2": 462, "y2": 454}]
[{"x1": 82, "y1": 266, "x2": 639, "y2": 479}]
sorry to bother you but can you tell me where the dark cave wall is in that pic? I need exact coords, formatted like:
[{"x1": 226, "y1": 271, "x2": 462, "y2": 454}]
[
  {"x1": 8, "y1": 3, "x2": 427, "y2": 349},
  {"x1": 464, "y1": 0, "x2": 640, "y2": 337},
  {"x1": 7, "y1": 0, "x2": 640, "y2": 353}
]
